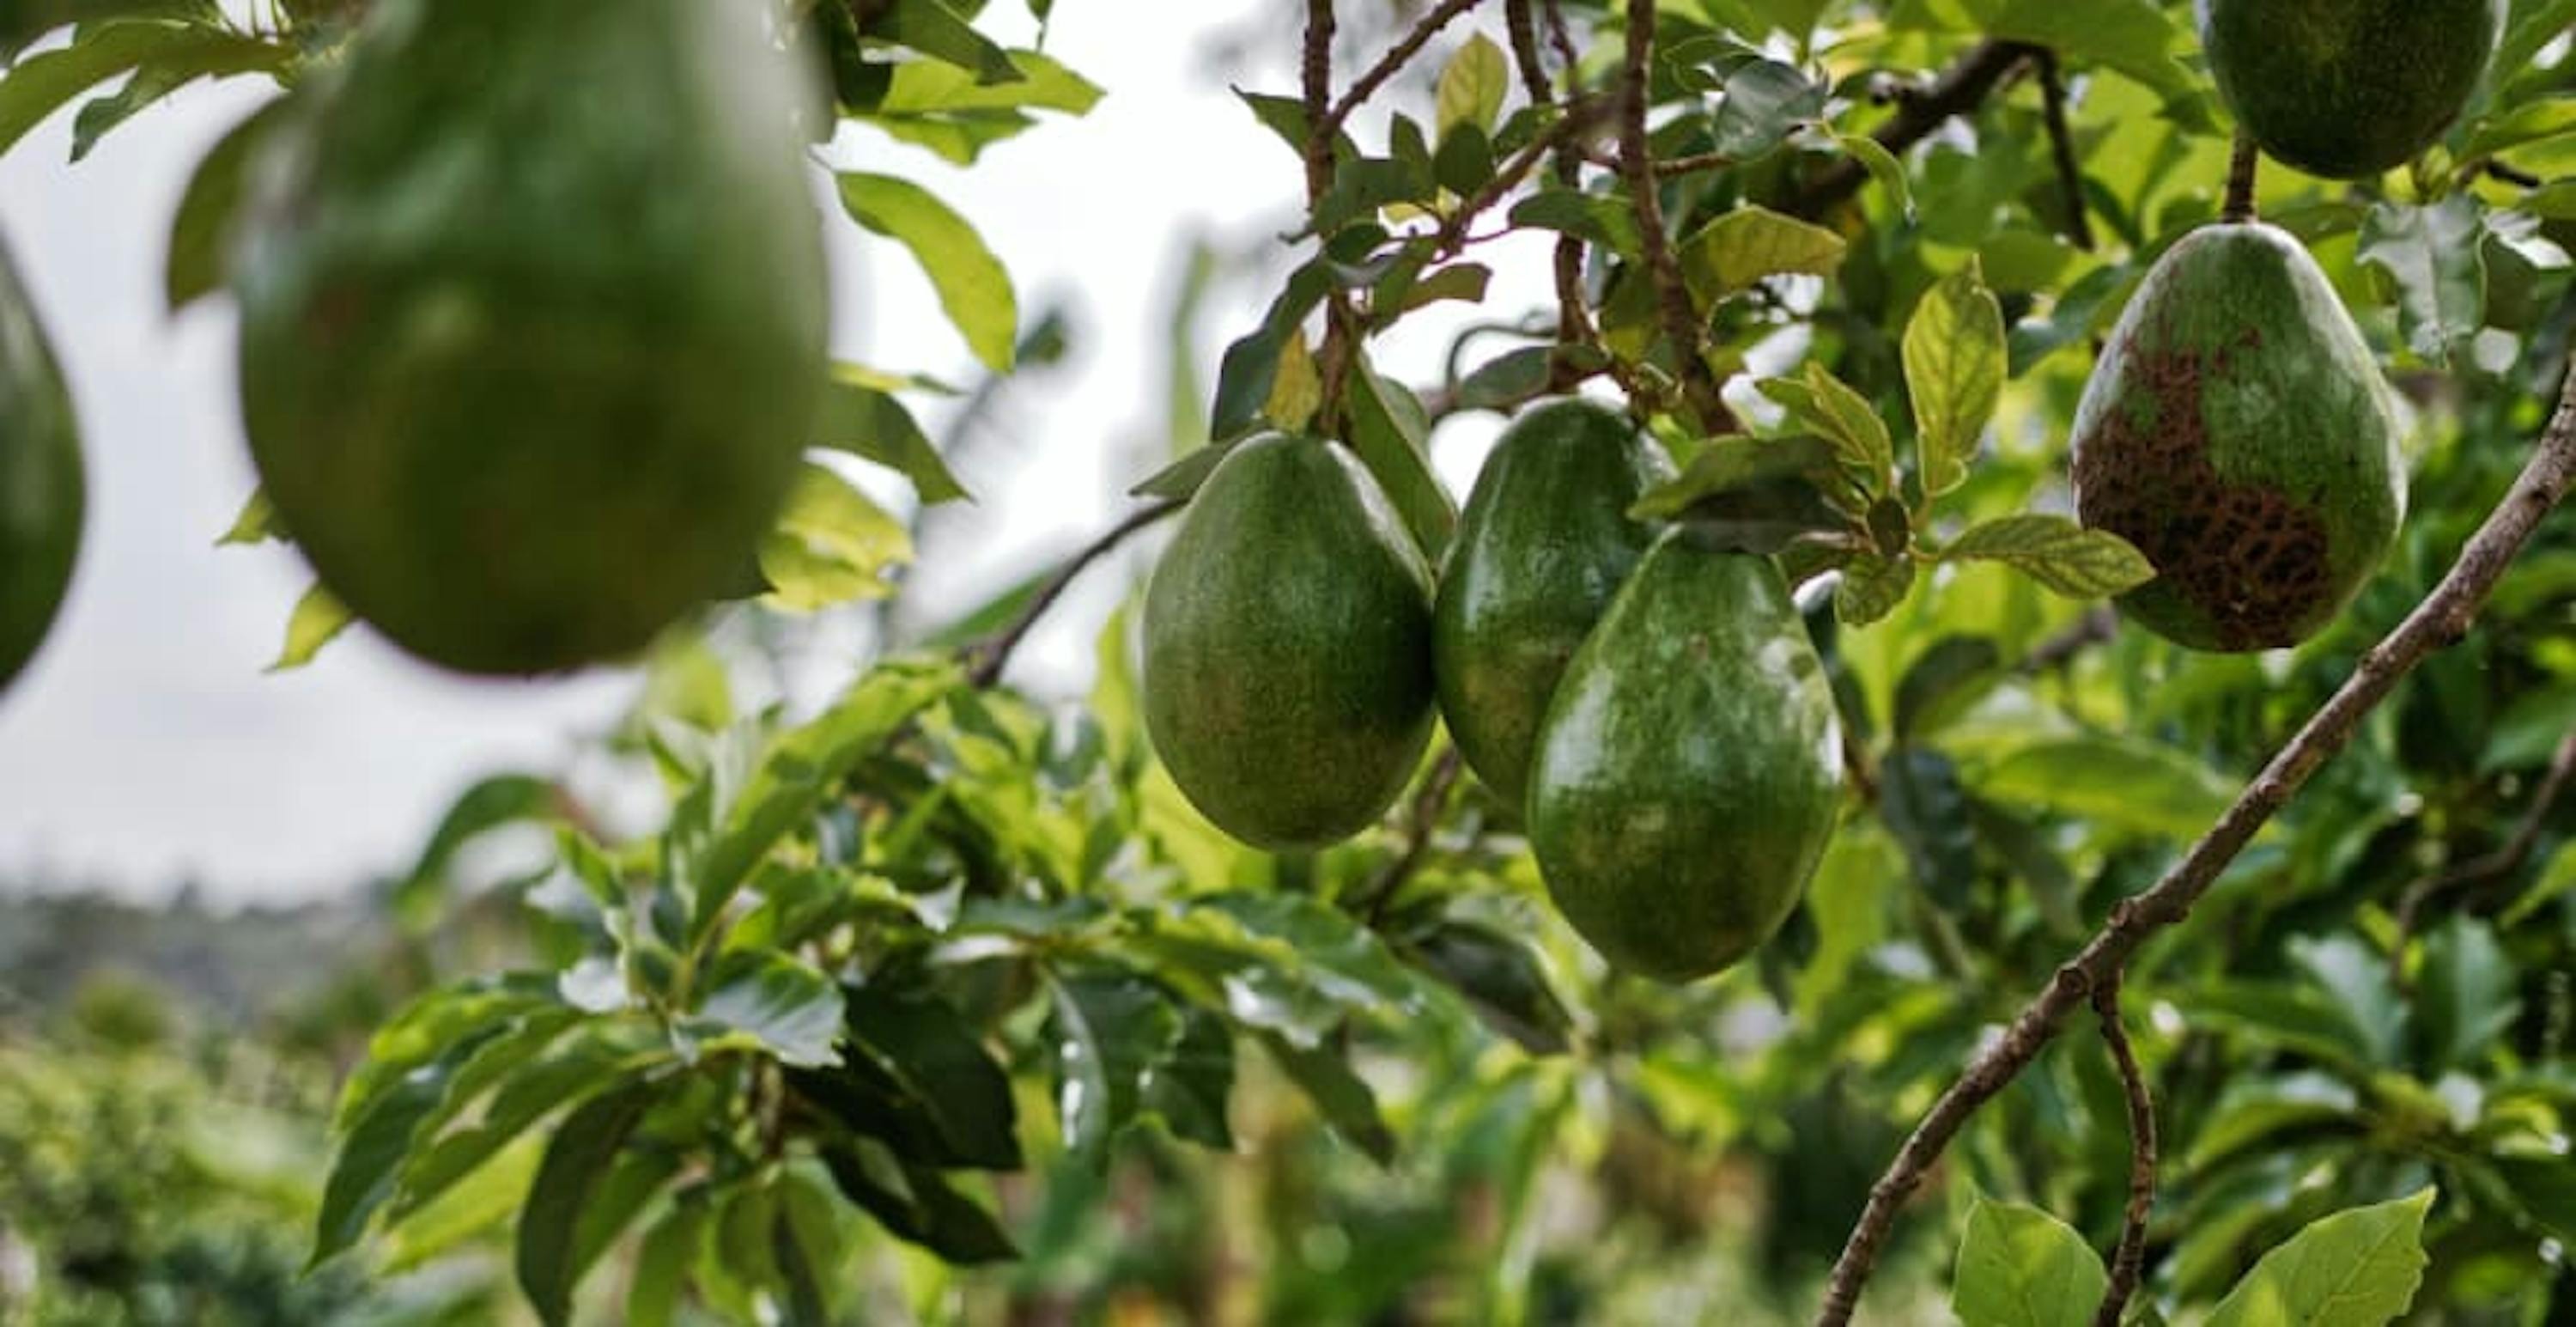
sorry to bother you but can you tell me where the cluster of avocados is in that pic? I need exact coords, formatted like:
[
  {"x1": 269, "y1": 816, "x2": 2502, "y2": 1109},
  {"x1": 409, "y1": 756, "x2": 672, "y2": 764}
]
[
  {"x1": 1143, "y1": 403, "x2": 1844, "y2": 984},
  {"x1": 2074, "y1": 0, "x2": 2501, "y2": 651},
  {"x1": 231, "y1": 0, "x2": 829, "y2": 676}
]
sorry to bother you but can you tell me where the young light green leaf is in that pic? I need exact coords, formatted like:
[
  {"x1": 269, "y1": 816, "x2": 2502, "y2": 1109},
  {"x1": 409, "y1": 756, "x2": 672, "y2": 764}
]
[
  {"x1": 1264, "y1": 327, "x2": 1322, "y2": 432},
  {"x1": 217, "y1": 487, "x2": 281, "y2": 546},
  {"x1": 269, "y1": 582, "x2": 353, "y2": 673},
  {"x1": 1903, "y1": 259, "x2": 2005, "y2": 498},
  {"x1": 1951, "y1": 1197, "x2": 2110, "y2": 1327},
  {"x1": 1759, "y1": 362, "x2": 1894, "y2": 492},
  {"x1": 2203, "y1": 1190, "x2": 2433, "y2": 1327},
  {"x1": 872, "y1": 0, "x2": 1026, "y2": 85},
  {"x1": 837, "y1": 172, "x2": 1018, "y2": 373},
  {"x1": 862, "y1": 48, "x2": 1100, "y2": 163},
  {"x1": 516, "y1": 1081, "x2": 660, "y2": 1327},
  {"x1": 757, "y1": 464, "x2": 914, "y2": 612},
  {"x1": 2358, "y1": 197, "x2": 2487, "y2": 363},
  {"x1": 1833, "y1": 131, "x2": 1913, "y2": 217},
  {"x1": 1939, "y1": 514, "x2": 2154, "y2": 598},
  {"x1": 1677, "y1": 204, "x2": 1848, "y2": 301},
  {"x1": 1434, "y1": 33, "x2": 1508, "y2": 143}
]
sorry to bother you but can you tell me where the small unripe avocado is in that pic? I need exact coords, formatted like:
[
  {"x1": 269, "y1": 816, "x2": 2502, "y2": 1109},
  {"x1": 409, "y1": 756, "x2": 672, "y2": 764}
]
[
  {"x1": 0, "y1": 235, "x2": 82, "y2": 696},
  {"x1": 2071, "y1": 222, "x2": 2405, "y2": 652},
  {"x1": 2202, "y1": 0, "x2": 2503, "y2": 180},
  {"x1": 1434, "y1": 399, "x2": 1669, "y2": 807},
  {"x1": 1143, "y1": 435, "x2": 1437, "y2": 850},
  {"x1": 1527, "y1": 533, "x2": 1842, "y2": 983},
  {"x1": 234, "y1": 0, "x2": 828, "y2": 675}
]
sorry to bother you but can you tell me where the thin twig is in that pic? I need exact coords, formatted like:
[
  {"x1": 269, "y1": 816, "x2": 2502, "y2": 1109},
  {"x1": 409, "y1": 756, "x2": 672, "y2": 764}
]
[
  {"x1": 965, "y1": 501, "x2": 1183, "y2": 689},
  {"x1": 1505, "y1": 0, "x2": 1598, "y2": 358},
  {"x1": 1320, "y1": 0, "x2": 1493, "y2": 136},
  {"x1": 2391, "y1": 727, "x2": 2576, "y2": 983},
  {"x1": 1789, "y1": 40, "x2": 2033, "y2": 220},
  {"x1": 1615, "y1": 0, "x2": 1735, "y2": 435},
  {"x1": 1650, "y1": 149, "x2": 1736, "y2": 177},
  {"x1": 1814, "y1": 356, "x2": 2576, "y2": 1326},
  {"x1": 2090, "y1": 971, "x2": 2154, "y2": 1327},
  {"x1": 1432, "y1": 95, "x2": 1611, "y2": 258},
  {"x1": 1303, "y1": 0, "x2": 1363, "y2": 429},
  {"x1": 2221, "y1": 131, "x2": 2260, "y2": 223},
  {"x1": 2033, "y1": 51, "x2": 2095, "y2": 252}
]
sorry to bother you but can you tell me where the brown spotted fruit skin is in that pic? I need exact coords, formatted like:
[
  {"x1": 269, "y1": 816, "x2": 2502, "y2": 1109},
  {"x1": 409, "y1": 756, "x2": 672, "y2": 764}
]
[{"x1": 2071, "y1": 222, "x2": 2404, "y2": 653}]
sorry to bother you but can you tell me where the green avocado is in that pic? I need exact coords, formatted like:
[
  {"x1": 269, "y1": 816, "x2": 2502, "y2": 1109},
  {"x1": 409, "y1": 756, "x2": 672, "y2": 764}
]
[
  {"x1": 233, "y1": 0, "x2": 827, "y2": 675},
  {"x1": 1143, "y1": 434, "x2": 1437, "y2": 850},
  {"x1": 2202, "y1": 0, "x2": 2503, "y2": 180},
  {"x1": 1434, "y1": 399, "x2": 1669, "y2": 807},
  {"x1": 1526, "y1": 533, "x2": 1842, "y2": 983},
  {"x1": 2071, "y1": 222, "x2": 2404, "y2": 652},
  {"x1": 0, "y1": 235, "x2": 82, "y2": 696}
]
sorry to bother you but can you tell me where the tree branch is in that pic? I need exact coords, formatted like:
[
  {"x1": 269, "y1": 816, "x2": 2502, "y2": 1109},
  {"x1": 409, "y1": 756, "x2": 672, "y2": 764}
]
[
  {"x1": 2090, "y1": 971, "x2": 2154, "y2": 1327},
  {"x1": 1320, "y1": 0, "x2": 1493, "y2": 137},
  {"x1": 2221, "y1": 131, "x2": 2260, "y2": 224},
  {"x1": 1506, "y1": 0, "x2": 1598, "y2": 359},
  {"x1": 1303, "y1": 0, "x2": 1364, "y2": 429},
  {"x1": 2034, "y1": 51, "x2": 2095, "y2": 252},
  {"x1": 1615, "y1": 0, "x2": 1736, "y2": 435},
  {"x1": 964, "y1": 501, "x2": 1183, "y2": 689},
  {"x1": 1814, "y1": 355, "x2": 2576, "y2": 1326},
  {"x1": 1789, "y1": 40, "x2": 2033, "y2": 219},
  {"x1": 2391, "y1": 726, "x2": 2576, "y2": 983}
]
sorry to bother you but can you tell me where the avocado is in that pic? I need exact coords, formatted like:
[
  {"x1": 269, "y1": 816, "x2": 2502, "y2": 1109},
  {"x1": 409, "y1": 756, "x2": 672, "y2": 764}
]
[
  {"x1": 2071, "y1": 222, "x2": 2405, "y2": 652},
  {"x1": 0, "y1": 235, "x2": 82, "y2": 695},
  {"x1": 233, "y1": 0, "x2": 827, "y2": 675},
  {"x1": 1434, "y1": 399, "x2": 1668, "y2": 807},
  {"x1": 2202, "y1": 0, "x2": 2503, "y2": 180},
  {"x1": 1143, "y1": 435, "x2": 1437, "y2": 849},
  {"x1": 1526, "y1": 533, "x2": 1842, "y2": 983}
]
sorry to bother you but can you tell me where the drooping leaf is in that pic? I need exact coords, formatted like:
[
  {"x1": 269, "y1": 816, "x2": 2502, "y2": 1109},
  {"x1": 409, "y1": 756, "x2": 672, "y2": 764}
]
[
  {"x1": 1047, "y1": 970, "x2": 1182, "y2": 1164},
  {"x1": 1903, "y1": 259, "x2": 2005, "y2": 498},
  {"x1": 814, "y1": 369, "x2": 971, "y2": 503},
  {"x1": 1401, "y1": 921, "x2": 1573, "y2": 1055},
  {"x1": 164, "y1": 95, "x2": 280, "y2": 309},
  {"x1": 0, "y1": 19, "x2": 281, "y2": 159},
  {"x1": 516, "y1": 1081, "x2": 662, "y2": 1327},
  {"x1": 1344, "y1": 356, "x2": 1458, "y2": 558},
  {"x1": 1256, "y1": 1029, "x2": 1394, "y2": 1165},
  {"x1": 821, "y1": 1141, "x2": 1019, "y2": 1263},
  {"x1": 836, "y1": 171, "x2": 1019, "y2": 372},
  {"x1": 1709, "y1": 58, "x2": 1826, "y2": 159},
  {"x1": 1633, "y1": 435, "x2": 1841, "y2": 520}
]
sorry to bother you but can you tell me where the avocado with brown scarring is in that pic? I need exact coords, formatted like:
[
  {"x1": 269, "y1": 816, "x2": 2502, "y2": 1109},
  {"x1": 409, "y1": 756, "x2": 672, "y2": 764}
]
[{"x1": 2070, "y1": 222, "x2": 2405, "y2": 652}]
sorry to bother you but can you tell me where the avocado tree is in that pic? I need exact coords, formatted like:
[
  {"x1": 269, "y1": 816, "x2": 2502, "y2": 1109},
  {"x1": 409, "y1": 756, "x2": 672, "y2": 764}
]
[{"x1": 5, "y1": 0, "x2": 2576, "y2": 1323}]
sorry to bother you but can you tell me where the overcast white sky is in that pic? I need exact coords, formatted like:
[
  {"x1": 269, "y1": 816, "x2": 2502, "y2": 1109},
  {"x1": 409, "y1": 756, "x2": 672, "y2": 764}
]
[{"x1": 0, "y1": 3, "x2": 1548, "y2": 904}]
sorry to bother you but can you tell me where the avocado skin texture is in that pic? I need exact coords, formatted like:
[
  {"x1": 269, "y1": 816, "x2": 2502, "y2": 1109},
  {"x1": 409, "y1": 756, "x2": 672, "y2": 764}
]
[
  {"x1": 1434, "y1": 399, "x2": 1669, "y2": 807},
  {"x1": 2202, "y1": 0, "x2": 2501, "y2": 180},
  {"x1": 1144, "y1": 435, "x2": 1437, "y2": 850},
  {"x1": 2072, "y1": 223, "x2": 2403, "y2": 652},
  {"x1": 234, "y1": 0, "x2": 827, "y2": 675},
  {"x1": 0, "y1": 236, "x2": 82, "y2": 695},
  {"x1": 1527, "y1": 533, "x2": 1842, "y2": 983}
]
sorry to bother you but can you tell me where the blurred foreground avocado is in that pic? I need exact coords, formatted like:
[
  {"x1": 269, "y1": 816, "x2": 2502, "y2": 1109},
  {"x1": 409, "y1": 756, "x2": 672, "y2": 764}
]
[
  {"x1": 1143, "y1": 435, "x2": 1437, "y2": 850},
  {"x1": 1434, "y1": 399, "x2": 1668, "y2": 807},
  {"x1": 233, "y1": 0, "x2": 828, "y2": 674},
  {"x1": 2071, "y1": 222, "x2": 2404, "y2": 652},
  {"x1": 1527, "y1": 533, "x2": 1842, "y2": 983},
  {"x1": 0, "y1": 234, "x2": 82, "y2": 697}
]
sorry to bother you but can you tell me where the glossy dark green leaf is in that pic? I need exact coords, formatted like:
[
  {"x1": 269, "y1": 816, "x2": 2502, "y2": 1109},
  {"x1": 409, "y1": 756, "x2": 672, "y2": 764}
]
[
  {"x1": 1893, "y1": 637, "x2": 2002, "y2": 739},
  {"x1": 1257, "y1": 1029, "x2": 1394, "y2": 1166},
  {"x1": 516, "y1": 1081, "x2": 660, "y2": 1327},
  {"x1": 1047, "y1": 970, "x2": 1182, "y2": 1164},
  {"x1": 822, "y1": 1141, "x2": 1019, "y2": 1263},
  {"x1": 1632, "y1": 435, "x2": 1841, "y2": 520},
  {"x1": 1880, "y1": 746, "x2": 1976, "y2": 908},
  {"x1": 0, "y1": 19, "x2": 282, "y2": 159},
  {"x1": 872, "y1": 0, "x2": 1024, "y2": 85},
  {"x1": 1209, "y1": 262, "x2": 1330, "y2": 441},
  {"x1": 2416, "y1": 916, "x2": 2519, "y2": 1069},
  {"x1": 1708, "y1": 59, "x2": 1825, "y2": 159},
  {"x1": 1344, "y1": 356, "x2": 1458, "y2": 558},
  {"x1": 1144, "y1": 1006, "x2": 1237, "y2": 1148},
  {"x1": 689, "y1": 952, "x2": 844, "y2": 1068},
  {"x1": 1402, "y1": 921, "x2": 1572, "y2": 1054}
]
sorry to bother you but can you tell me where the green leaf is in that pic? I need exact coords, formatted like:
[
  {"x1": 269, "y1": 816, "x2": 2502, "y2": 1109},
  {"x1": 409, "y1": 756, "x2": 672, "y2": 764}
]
[
  {"x1": 1903, "y1": 260, "x2": 2005, "y2": 498},
  {"x1": 1836, "y1": 554, "x2": 1917, "y2": 627},
  {"x1": 1709, "y1": 59, "x2": 1825, "y2": 159},
  {"x1": 860, "y1": 48, "x2": 1100, "y2": 163},
  {"x1": 1209, "y1": 262, "x2": 1330, "y2": 441},
  {"x1": 790, "y1": 983, "x2": 1022, "y2": 1169},
  {"x1": 1974, "y1": 735, "x2": 2233, "y2": 839},
  {"x1": 1047, "y1": 970, "x2": 1182, "y2": 1164},
  {"x1": 1454, "y1": 345, "x2": 1556, "y2": 411},
  {"x1": 690, "y1": 952, "x2": 844, "y2": 1068},
  {"x1": 1759, "y1": 362, "x2": 1894, "y2": 492},
  {"x1": 1144, "y1": 1006, "x2": 1237, "y2": 1147},
  {"x1": 267, "y1": 582, "x2": 352, "y2": 673},
  {"x1": 1344, "y1": 356, "x2": 1457, "y2": 558},
  {"x1": 163, "y1": 95, "x2": 279, "y2": 309},
  {"x1": 814, "y1": 369, "x2": 970, "y2": 503},
  {"x1": 517, "y1": 1081, "x2": 660, "y2": 1327},
  {"x1": 387, "y1": 1033, "x2": 631, "y2": 1227},
  {"x1": 0, "y1": 20, "x2": 280, "y2": 159},
  {"x1": 1833, "y1": 131, "x2": 1914, "y2": 217},
  {"x1": 836, "y1": 172, "x2": 1018, "y2": 373},
  {"x1": 2502, "y1": 840, "x2": 2576, "y2": 926},
  {"x1": 1939, "y1": 514, "x2": 2154, "y2": 598},
  {"x1": 1982, "y1": 0, "x2": 2195, "y2": 100},
  {"x1": 1402, "y1": 921, "x2": 1572, "y2": 1055},
  {"x1": 1632, "y1": 435, "x2": 1840, "y2": 520},
  {"x1": 2416, "y1": 916, "x2": 2519, "y2": 1069},
  {"x1": 628, "y1": 1202, "x2": 708, "y2": 1327},
  {"x1": 1951, "y1": 1197, "x2": 2109, "y2": 1327},
  {"x1": 2499, "y1": 0, "x2": 2576, "y2": 81},
  {"x1": 1434, "y1": 33, "x2": 1507, "y2": 143},
  {"x1": 694, "y1": 658, "x2": 959, "y2": 921},
  {"x1": 67, "y1": 21, "x2": 278, "y2": 160},
  {"x1": 2203, "y1": 1190, "x2": 2433, "y2": 1327},
  {"x1": 1677, "y1": 204, "x2": 1848, "y2": 301},
  {"x1": 2186, "y1": 1072, "x2": 2362, "y2": 1172},
  {"x1": 1256, "y1": 1029, "x2": 1394, "y2": 1165},
  {"x1": 872, "y1": 0, "x2": 1025, "y2": 85},
  {"x1": 757, "y1": 463, "x2": 914, "y2": 612},
  {"x1": 821, "y1": 1141, "x2": 1019, "y2": 1263},
  {"x1": 394, "y1": 774, "x2": 559, "y2": 922},
  {"x1": 2008, "y1": 263, "x2": 2134, "y2": 376},
  {"x1": 216, "y1": 487, "x2": 280, "y2": 545},
  {"x1": 2358, "y1": 197, "x2": 2486, "y2": 363},
  {"x1": 1509, "y1": 189, "x2": 1643, "y2": 257},
  {"x1": 313, "y1": 1021, "x2": 515, "y2": 1265}
]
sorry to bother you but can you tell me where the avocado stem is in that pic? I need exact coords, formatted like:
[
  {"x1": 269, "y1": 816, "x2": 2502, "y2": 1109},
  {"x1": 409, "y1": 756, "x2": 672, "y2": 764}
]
[{"x1": 2221, "y1": 131, "x2": 2262, "y2": 223}]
